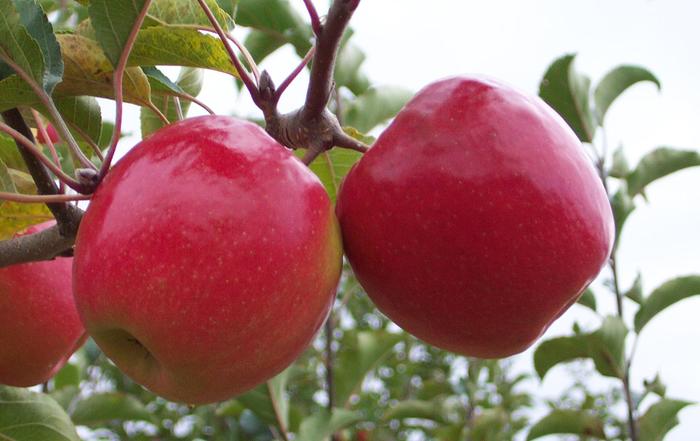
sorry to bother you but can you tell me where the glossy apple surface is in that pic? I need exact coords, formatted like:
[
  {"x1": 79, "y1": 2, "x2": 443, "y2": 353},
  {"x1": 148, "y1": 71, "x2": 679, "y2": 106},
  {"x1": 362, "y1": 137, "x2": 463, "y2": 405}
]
[
  {"x1": 73, "y1": 116, "x2": 341, "y2": 404},
  {"x1": 0, "y1": 221, "x2": 86, "y2": 386},
  {"x1": 336, "y1": 76, "x2": 614, "y2": 358}
]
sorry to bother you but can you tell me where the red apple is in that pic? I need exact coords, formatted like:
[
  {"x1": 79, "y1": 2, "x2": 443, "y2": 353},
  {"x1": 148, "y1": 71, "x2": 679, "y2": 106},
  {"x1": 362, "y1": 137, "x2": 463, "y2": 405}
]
[
  {"x1": 73, "y1": 116, "x2": 342, "y2": 404},
  {"x1": 37, "y1": 123, "x2": 60, "y2": 144},
  {"x1": 336, "y1": 76, "x2": 614, "y2": 358},
  {"x1": 0, "y1": 221, "x2": 86, "y2": 387}
]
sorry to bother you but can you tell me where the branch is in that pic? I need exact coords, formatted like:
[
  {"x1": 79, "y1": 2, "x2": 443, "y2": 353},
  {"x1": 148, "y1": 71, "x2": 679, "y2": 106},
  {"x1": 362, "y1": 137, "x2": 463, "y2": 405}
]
[
  {"x1": 0, "y1": 222, "x2": 80, "y2": 267},
  {"x1": 302, "y1": 0, "x2": 360, "y2": 119},
  {"x1": 0, "y1": 109, "x2": 84, "y2": 268},
  {"x1": 253, "y1": 0, "x2": 367, "y2": 164}
]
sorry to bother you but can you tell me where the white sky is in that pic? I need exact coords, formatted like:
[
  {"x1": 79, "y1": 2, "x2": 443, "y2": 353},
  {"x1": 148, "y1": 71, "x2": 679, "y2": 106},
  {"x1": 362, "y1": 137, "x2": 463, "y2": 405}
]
[{"x1": 110, "y1": 0, "x2": 700, "y2": 438}]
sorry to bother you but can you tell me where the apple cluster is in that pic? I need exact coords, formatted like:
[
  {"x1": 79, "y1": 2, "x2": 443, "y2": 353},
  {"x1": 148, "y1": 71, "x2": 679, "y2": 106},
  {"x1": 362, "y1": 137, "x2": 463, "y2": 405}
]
[{"x1": 0, "y1": 76, "x2": 613, "y2": 405}]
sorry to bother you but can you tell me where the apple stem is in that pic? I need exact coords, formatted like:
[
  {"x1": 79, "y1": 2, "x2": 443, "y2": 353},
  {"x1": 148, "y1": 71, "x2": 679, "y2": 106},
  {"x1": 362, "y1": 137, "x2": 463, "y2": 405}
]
[
  {"x1": 99, "y1": 0, "x2": 154, "y2": 183},
  {"x1": 303, "y1": 0, "x2": 323, "y2": 37}
]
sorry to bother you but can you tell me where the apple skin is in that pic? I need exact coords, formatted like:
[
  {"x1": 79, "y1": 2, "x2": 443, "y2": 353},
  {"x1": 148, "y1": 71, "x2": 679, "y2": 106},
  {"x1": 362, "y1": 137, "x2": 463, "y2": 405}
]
[
  {"x1": 336, "y1": 76, "x2": 614, "y2": 358},
  {"x1": 37, "y1": 123, "x2": 60, "y2": 144},
  {"x1": 73, "y1": 116, "x2": 342, "y2": 404},
  {"x1": 0, "y1": 221, "x2": 86, "y2": 387}
]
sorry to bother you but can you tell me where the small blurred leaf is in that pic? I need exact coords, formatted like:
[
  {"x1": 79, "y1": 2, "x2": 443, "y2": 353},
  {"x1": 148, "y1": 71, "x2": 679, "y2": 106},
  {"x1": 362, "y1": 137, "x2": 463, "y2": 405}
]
[
  {"x1": 610, "y1": 146, "x2": 631, "y2": 178},
  {"x1": 335, "y1": 43, "x2": 367, "y2": 94},
  {"x1": 576, "y1": 288, "x2": 597, "y2": 312},
  {"x1": 526, "y1": 409, "x2": 606, "y2": 440},
  {"x1": 539, "y1": 54, "x2": 595, "y2": 143},
  {"x1": 643, "y1": 374, "x2": 667, "y2": 400},
  {"x1": 335, "y1": 331, "x2": 403, "y2": 406},
  {"x1": 297, "y1": 408, "x2": 363, "y2": 441},
  {"x1": 638, "y1": 399, "x2": 693, "y2": 441},
  {"x1": 53, "y1": 349, "x2": 88, "y2": 390},
  {"x1": 634, "y1": 276, "x2": 700, "y2": 332},
  {"x1": 141, "y1": 66, "x2": 204, "y2": 137},
  {"x1": 611, "y1": 183, "x2": 635, "y2": 243},
  {"x1": 236, "y1": 0, "x2": 312, "y2": 57},
  {"x1": 625, "y1": 273, "x2": 644, "y2": 304},
  {"x1": 0, "y1": 385, "x2": 80, "y2": 441},
  {"x1": 382, "y1": 399, "x2": 445, "y2": 423},
  {"x1": 70, "y1": 392, "x2": 152, "y2": 425},
  {"x1": 627, "y1": 147, "x2": 700, "y2": 196},
  {"x1": 595, "y1": 65, "x2": 660, "y2": 123},
  {"x1": 344, "y1": 86, "x2": 412, "y2": 133},
  {"x1": 233, "y1": 367, "x2": 293, "y2": 428}
]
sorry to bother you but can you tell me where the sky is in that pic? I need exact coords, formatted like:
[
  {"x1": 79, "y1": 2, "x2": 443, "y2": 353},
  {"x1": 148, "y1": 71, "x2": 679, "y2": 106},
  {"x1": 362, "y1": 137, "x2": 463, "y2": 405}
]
[{"x1": 110, "y1": 0, "x2": 700, "y2": 438}]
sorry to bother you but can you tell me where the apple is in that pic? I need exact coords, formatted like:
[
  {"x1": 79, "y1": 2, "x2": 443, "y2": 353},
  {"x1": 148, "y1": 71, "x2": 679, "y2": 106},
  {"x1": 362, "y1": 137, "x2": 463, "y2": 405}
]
[
  {"x1": 37, "y1": 123, "x2": 60, "y2": 145},
  {"x1": 336, "y1": 76, "x2": 614, "y2": 358},
  {"x1": 73, "y1": 116, "x2": 342, "y2": 404},
  {"x1": 0, "y1": 221, "x2": 86, "y2": 387}
]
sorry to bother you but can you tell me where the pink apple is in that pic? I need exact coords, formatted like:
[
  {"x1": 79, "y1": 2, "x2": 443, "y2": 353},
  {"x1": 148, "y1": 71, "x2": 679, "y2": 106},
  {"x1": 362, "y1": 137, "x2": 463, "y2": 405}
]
[
  {"x1": 336, "y1": 76, "x2": 614, "y2": 358},
  {"x1": 0, "y1": 221, "x2": 86, "y2": 387},
  {"x1": 73, "y1": 116, "x2": 342, "y2": 404}
]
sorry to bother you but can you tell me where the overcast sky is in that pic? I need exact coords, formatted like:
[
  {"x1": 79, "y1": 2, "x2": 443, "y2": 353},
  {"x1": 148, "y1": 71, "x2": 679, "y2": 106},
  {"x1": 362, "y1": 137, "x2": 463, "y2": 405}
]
[{"x1": 111, "y1": 0, "x2": 700, "y2": 438}]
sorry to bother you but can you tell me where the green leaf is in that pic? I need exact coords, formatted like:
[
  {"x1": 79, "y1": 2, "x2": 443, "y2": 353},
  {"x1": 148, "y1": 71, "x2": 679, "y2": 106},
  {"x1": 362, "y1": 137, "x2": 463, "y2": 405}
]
[
  {"x1": 335, "y1": 43, "x2": 367, "y2": 94},
  {"x1": 587, "y1": 316, "x2": 628, "y2": 378},
  {"x1": 297, "y1": 408, "x2": 363, "y2": 441},
  {"x1": 634, "y1": 276, "x2": 700, "y2": 332},
  {"x1": 0, "y1": 134, "x2": 26, "y2": 171},
  {"x1": 236, "y1": 0, "x2": 312, "y2": 57},
  {"x1": 643, "y1": 373, "x2": 667, "y2": 399},
  {"x1": 611, "y1": 183, "x2": 635, "y2": 242},
  {"x1": 343, "y1": 86, "x2": 413, "y2": 133},
  {"x1": 539, "y1": 54, "x2": 595, "y2": 143},
  {"x1": 626, "y1": 147, "x2": 700, "y2": 196},
  {"x1": 55, "y1": 96, "x2": 102, "y2": 145},
  {"x1": 0, "y1": 0, "x2": 45, "y2": 85},
  {"x1": 0, "y1": 200, "x2": 53, "y2": 240},
  {"x1": 141, "y1": 66, "x2": 203, "y2": 138},
  {"x1": 0, "y1": 158, "x2": 17, "y2": 193},
  {"x1": 244, "y1": 29, "x2": 286, "y2": 62},
  {"x1": 148, "y1": 0, "x2": 232, "y2": 29},
  {"x1": 0, "y1": 386, "x2": 80, "y2": 441},
  {"x1": 14, "y1": 0, "x2": 64, "y2": 93},
  {"x1": 230, "y1": 367, "x2": 293, "y2": 428},
  {"x1": 624, "y1": 273, "x2": 644, "y2": 304},
  {"x1": 382, "y1": 399, "x2": 445, "y2": 423},
  {"x1": 526, "y1": 409, "x2": 606, "y2": 440},
  {"x1": 534, "y1": 334, "x2": 589, "y2": 379},
  {"x1": 638, "y1": 399, "x2": 693, "y2": 441},
  {"x1": 89, "y1": 0, "x2": 148, "y2": 66},
  {"x1": 576, "y1": 288, "x2": 597, "y2": 312},
  {"x1": 130, "y1": 26, "x2": 240, "y2": 76},
  {"x1": 53, "y1": 349, "x2": 87, "y2": 390},
  {"x1": 301, "y1": 148, "x2": 362, "y2": 202},
  {"x1": 334, "y1": 330, "x2": 402, "y2": 406},
  {"x1": 534, "y1": 316, "x2": 628, "y2": 379},
  {"x1": 595, "y1": 65, "x2": 660, "y2": 123},
  {"x1": 610, "y1": 146, "x2": 631, "y2": 178},
  {"x1": 70, "y1": 393, "x2": 152, "y2": 425}
]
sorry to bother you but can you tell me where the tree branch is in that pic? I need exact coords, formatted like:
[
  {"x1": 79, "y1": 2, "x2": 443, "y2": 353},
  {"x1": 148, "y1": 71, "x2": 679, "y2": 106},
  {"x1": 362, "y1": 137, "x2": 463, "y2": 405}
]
[
  {"x1": 302, "y1": 0, "x2": 359, "y2": 119},
  {"x1": 0, "y1": 222, "x2": 81, "y2": 266},
  {"x1": 255, "y1": 0, "x2": 367, "y2": 164},
  {"x1": 0, "y1": 109, "x2": 83, "y2": 268}
]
